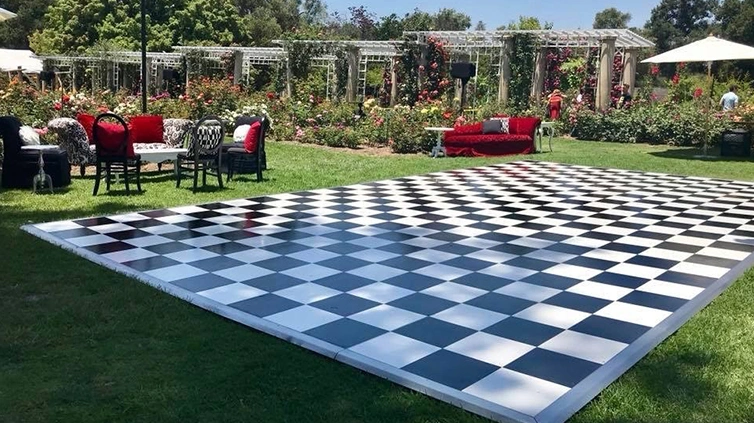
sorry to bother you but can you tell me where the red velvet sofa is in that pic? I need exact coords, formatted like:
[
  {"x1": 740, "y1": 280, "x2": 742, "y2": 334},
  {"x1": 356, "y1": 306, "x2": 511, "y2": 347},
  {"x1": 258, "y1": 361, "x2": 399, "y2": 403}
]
[{"x1": 443, "y1": 117, "x2": 541, "y2": 157}]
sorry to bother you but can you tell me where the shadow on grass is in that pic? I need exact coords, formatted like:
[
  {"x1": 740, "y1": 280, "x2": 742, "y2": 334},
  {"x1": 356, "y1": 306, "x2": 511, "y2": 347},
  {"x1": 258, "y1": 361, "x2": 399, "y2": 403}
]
[
  {"x1": 648, "y1": 146, "x2": 754, "y2": 163},
  {"x1": 572, "y1": 344, "x2": 724, "y2": 423}
]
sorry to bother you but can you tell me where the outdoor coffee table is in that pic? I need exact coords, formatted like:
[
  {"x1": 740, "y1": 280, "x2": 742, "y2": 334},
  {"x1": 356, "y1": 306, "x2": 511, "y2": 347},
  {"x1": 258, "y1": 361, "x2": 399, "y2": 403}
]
[
  {"x1": 135, "y1": 147, "x2": 188, "y2": 175},
  {"x1": 425, "y1": 127, "x2": 454, "y2": 158},
  {"x1": 21, "y1": 145, "x2": 58, "y2": 193}
]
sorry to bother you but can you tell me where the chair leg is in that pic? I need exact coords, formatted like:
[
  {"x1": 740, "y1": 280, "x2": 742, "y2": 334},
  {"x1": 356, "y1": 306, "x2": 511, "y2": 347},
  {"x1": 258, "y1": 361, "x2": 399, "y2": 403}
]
[
  {"x1": 93, "y1": 163, "x2": 101, "y2": 196},
  {"x1": 124, "y1": 162, "x2": 130, "y2": 195},
  {"x1": 216, "y1": 159, "x2": 224, "y2": 188},
  {"x1": 192, "y1": 166, "x2": 199, "y2": 194},
  {"x1": 175, "y1": 159, "x2": 181, "y2": 188},
  {"x1": 136, "y1": 161, "x2": 142, "y2": 192},
  {"x1": 105, "y1": 163, "x2": 111, "y2": 191},
  {"x1": 80, "y1": 165, "x2": 86, "y2": 177},
  {"x1": 257, "y1": 167, "x2": 262, "y2": 183},
  {"x1": 157, "y1": 163, "x2": 162, "y2": 172},
  {"x1": 202, "y1": 165, "x2": 207, "y2": 187},
  {"x1": 226, "y1": 155, "x2": 233, "y2": 182}
]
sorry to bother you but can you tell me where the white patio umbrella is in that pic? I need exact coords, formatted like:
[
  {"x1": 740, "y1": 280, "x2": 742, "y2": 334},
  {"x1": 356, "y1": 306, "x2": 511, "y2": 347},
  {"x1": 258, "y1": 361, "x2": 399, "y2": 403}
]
[
  {"x1": 0, "y1": 7, "x2": 17, "y2": 21},
  {"x1": 642, "y1": 35, "x2": 754, "y2": 157},
  {"x1": 642, "y1": 35, "x2": 754, "y2": 64}
]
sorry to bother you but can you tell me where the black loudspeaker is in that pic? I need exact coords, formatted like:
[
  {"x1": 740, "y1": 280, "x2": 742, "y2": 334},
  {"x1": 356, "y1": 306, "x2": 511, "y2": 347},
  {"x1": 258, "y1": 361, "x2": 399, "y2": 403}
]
[
  {"x1": 450, "y1": 62, "x2": 476, "y2": 81},
  {"x1": 720, "y1": 129, "x2": 752, "y2": 157},
  {"x1": 40, "y1": 70, "x2": 55, "y2": 84},
  {"x1": 162, "y1": 68, "x2": 179, "y2": 80}
]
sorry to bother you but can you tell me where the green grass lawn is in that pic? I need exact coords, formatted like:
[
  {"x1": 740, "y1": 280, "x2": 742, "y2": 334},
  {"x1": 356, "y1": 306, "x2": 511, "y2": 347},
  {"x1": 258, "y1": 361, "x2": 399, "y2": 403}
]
[{"x1": 2, "y1": 138, "x2": 754, "y2": 423}]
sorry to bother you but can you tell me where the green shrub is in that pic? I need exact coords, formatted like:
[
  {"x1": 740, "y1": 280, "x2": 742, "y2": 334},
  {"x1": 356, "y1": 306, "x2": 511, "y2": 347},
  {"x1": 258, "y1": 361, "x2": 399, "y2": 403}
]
[{"x1": 572, "y1": 102, "x2": 736, "y2": 146}]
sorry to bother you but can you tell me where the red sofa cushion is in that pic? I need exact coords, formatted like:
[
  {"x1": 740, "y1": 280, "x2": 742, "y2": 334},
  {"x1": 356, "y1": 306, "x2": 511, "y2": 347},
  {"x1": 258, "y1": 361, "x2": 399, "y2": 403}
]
[
  {"x1": 129, "y1": 115, "x2": 164, "y2": 144},
  {"x1": 95, "y1": 121, "x2": 135, "y2": 158},
  {"x1": 77, "y1": 113, "x2": 96, "y2": 144},
  {"x1": 509, "y1": 117, "x2": 541, "y2": 138},
  {"x1": 452, "y1": 122, "x2": 483, "y2": 135},
  {"x1": 444, "y1": 134, "x2": 533, "y2": 145},
  {"x1": 243, "y1": 121, "x2": 262, "y2": 153}
]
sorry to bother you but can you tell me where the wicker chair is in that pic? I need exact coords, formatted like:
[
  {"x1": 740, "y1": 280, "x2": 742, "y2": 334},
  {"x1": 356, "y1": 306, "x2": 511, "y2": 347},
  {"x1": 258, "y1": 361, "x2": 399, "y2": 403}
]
[{"x1": 175, "y1": 116, "x2": 225, "y2": 193}]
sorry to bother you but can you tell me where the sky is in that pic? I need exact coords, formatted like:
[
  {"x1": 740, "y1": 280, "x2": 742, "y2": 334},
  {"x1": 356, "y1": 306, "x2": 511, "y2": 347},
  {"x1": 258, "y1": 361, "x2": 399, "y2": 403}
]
[{"x1": 324, "y1": 0, "x2": 660, "y2": 30}]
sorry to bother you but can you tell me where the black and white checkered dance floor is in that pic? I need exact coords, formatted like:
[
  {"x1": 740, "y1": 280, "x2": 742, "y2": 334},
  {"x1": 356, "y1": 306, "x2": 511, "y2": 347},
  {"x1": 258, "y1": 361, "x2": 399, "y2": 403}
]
[{"x1": 24, "y1": 161, "x2": 754, "y2": 423}]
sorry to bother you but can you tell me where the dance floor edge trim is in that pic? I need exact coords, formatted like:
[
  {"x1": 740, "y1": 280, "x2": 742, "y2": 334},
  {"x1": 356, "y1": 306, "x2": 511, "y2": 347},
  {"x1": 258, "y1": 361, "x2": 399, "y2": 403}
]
[{"x1": 22, "y1": 221, "x2": 753, "y2": 423}]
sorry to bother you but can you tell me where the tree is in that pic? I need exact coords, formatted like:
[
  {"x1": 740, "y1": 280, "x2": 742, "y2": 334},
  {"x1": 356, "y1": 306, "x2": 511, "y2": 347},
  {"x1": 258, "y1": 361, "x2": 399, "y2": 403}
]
[
  {"x1": 593, "y1": 7, "x2": 632, "y2": 29},
  {"x1": 433, "y1": 8, "x2": 471, "y2": 31},
  {"x1": 717, "y1": 0, "x2": 754, "y2": 46},
  {"x1": 348, "y1": 5, "x2": 376, "y2": 40},
  {"x1": 375, "y1": 13, "x2": 404, "y2": 40},
  {"x1": 300, "y1": 0, "x2": 327, "y2": 26},
  {"x1": 401, "y1": 9, "x2": 434, "y2": 32},
  {"x1": 500, "y1": 15, "x2": 554, "y2": 30},
  {"x1": 0, "y1": 0, "x2": 53, "y2": 49},
  {"x1": 644, "y1": 0, "x2": 718, "y2": 52},
  {"x1": 29, "y1": 0, "x2": 253, "y2": 53},
  {"x1": 475, "y1": 21, "x2": 487, "y2": 31}
]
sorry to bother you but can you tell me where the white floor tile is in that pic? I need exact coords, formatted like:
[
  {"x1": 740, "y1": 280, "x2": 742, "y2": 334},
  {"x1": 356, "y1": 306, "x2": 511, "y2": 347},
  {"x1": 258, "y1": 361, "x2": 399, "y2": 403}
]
[
  {"x1": 226, "y1": 249, "x2": 280, "y2": 263},
  {"x1": 178, "y1": 236, "x2": 227, "y2": 248},
  {"x1": 514, "y1": 303, "x2": 590, "y2": 329},
  {"x1": 544, "y1": 264, "x2": 602, "y2": 281},
  {"x1": 464, "y1": 369, "x2": 568, "y2": 416},
  {"x1": 102, "y1": 248, "x2": 156, "y2": 263},
  {"x1": 347, "y1": 249, "x2": 400, "y2": 263},
  {"x1": 638, "y1": 280, "x2": 704, "y2": 300},
  {"x1": 274, "y1": 282, "x2": 340, "y2": 304},
  {"x1": 567, "y1": 281, "x2": 632, "y2": 301},
  {"x1": 596, "y1": 302, "x2": 673, "y2": 327},
  {"x1": 347, "y1": 264, "x2": 406, "y2": 281},
  {"x1": 670, "y1": 262, "x2": 729, "y2": 279},
  {"x1": 214, "y1": 264, "x2": 274, "y2": 282},
  {"x1": 479, "y1": 264, "x2": 537, "y2": 281},
  {"x1": 448, "y1": 332, "x2": 532, "y2": 367},
  {"x1": 495, "y1": 282, "x2": 561, "y2": 302},
  {"x1": 165, "y1": 248, "x2": 219, "y2": 263},
  {"x1": 282, "y1": 264, "x2": 341, "y2": 281},
  {"x1": 146, "y1": 264, "x2": 206, "y2": 283},
  {"x1": 413, "y1": 264, "x2": 472, "y2": 281},
  {"x1": 433, "y1": 304, "x2": 508, "y2": 330},
  {"x1": 67, "y1": 234, "x2": 116, "y2": 247},
  {"x1": 350, "y1": 282, "x2": 413, "y2": 303},
  {"x1": 197, "y1": 282, "x2": 265, "y2": 304},
  {"x1": 541, "y1": 330, "x2": 627, "y2": 364},
  {"x1": 607, "y1": 263, "x2": 667, "y2": 280},
  {"x1": 350, "y1": 304, "x2": 424, "y2": 331},
  {"x1": 465, "y1": 249, "x2": 516, "y2": 264},
  {"x1": 421, "y1": 282, "x2": 486, "y2": 303},
  {"x1": 266, "y1": 305, "x2": 341, "y2": 332},
  {"x1": 407, "y1": 249, "x2": 459, "y2": 263},
  {"x1": 349, "y1": 332, "x2": 439, "y2": 368}
]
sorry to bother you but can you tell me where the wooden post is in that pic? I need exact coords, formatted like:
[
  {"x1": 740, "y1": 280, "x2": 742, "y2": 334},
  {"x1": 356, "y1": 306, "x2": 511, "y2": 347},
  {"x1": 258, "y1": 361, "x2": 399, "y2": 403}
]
[
  {"x1": 345, "y1": 47, "x2": 360, "y2": 103},
  {"x1": 498, "y1": 35, "x2": 513, "y2": 105},
  {"x1": 285, "y1": 57, "x2": 293, "y2": 98},
  {"x1": 622, "y1": 48, "x2": 637, "y2": 95},
  {"x1": 530, "y1": 47, "x2": 547, "y2": 103},
  {"x1": 233, "y1": 50, "x2": 244, "y2": 85},
  {"x1": 389, "y1": 56, "x2": 399, "y2": 106},
  {"x1": 596, "y1": 36, "x2": 617, "y2": 111}
]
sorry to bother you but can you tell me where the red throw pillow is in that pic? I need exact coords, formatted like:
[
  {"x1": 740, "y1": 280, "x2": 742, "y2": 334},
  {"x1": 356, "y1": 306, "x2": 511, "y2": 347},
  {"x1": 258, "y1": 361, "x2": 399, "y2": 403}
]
[
  {"x1": 130, "y1": 115, "x2": 164, "y2": 144},
  {"x1": 243, "y1": 121, "x2": 262, "y2": 153},
  {"x1": 95, "y1": 122, "x2": 135, "y2": 157},
  {"x1": 77, "y1": 113, "x2": 96, "y2": 144}
]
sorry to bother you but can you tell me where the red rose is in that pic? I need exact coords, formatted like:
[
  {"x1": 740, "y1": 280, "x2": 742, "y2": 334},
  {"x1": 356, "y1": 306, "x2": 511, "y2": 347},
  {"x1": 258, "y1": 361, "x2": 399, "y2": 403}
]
[{"x1": 53, "y1": 102, "x2": 62, "y2": 110}]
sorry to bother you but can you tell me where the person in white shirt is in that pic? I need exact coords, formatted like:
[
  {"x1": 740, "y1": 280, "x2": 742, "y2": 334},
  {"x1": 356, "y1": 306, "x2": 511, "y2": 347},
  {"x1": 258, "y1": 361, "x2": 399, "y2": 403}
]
[{"x1": 720, "y1": 85, "x2": 739, "y2": 111}]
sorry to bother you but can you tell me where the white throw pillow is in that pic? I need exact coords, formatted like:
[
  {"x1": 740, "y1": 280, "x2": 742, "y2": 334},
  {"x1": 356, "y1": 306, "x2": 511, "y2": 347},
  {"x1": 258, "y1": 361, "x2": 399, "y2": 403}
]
[
  {"x1": 19, "y1": 125, "x2": 41, "y2": 145},
  {"x1": 233, "y1": 125, "x2": 250, "y2": 143}
]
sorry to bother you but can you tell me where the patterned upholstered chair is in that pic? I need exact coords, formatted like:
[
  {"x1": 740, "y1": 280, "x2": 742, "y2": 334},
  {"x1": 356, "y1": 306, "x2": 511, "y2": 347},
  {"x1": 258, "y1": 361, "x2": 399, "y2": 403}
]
[
  {"x1": 175, "y1": 116, "x2": 225, "y2": 193},
  {"x1": 47, "y1": 118, "x2": 95, "y2": 176},
  {"x1": 163, "y1": 118, "x2": 194, "y2": 148}
]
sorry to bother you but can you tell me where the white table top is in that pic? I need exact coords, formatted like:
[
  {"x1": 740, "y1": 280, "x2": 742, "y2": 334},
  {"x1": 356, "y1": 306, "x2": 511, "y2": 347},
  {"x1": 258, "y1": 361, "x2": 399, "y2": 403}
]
[
  {"x1": 135, "y1": 147, "x2": 188, "y2": 154},
  {"x1": 424, "y1": 127, "x2": 455, "y2": 132},
  {"x1": 21, "y1": 144, "x2": 59, "y2": 151},
  {"x1": 540, "y1": 121, "x2": 556, "y2": 127}
]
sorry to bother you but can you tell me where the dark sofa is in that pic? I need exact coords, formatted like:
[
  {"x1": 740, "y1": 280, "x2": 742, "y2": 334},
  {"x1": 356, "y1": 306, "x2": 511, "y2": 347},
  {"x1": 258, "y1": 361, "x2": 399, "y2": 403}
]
[{"x1": 0, "y1": 116, "x2": 71, "y2": 189}]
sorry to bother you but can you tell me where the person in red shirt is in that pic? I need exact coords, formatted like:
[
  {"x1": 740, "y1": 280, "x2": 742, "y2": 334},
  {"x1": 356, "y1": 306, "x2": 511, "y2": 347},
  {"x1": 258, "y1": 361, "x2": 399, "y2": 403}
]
[{"x1": 547, "y1": 89, "x2": 565, "y2": 120}]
